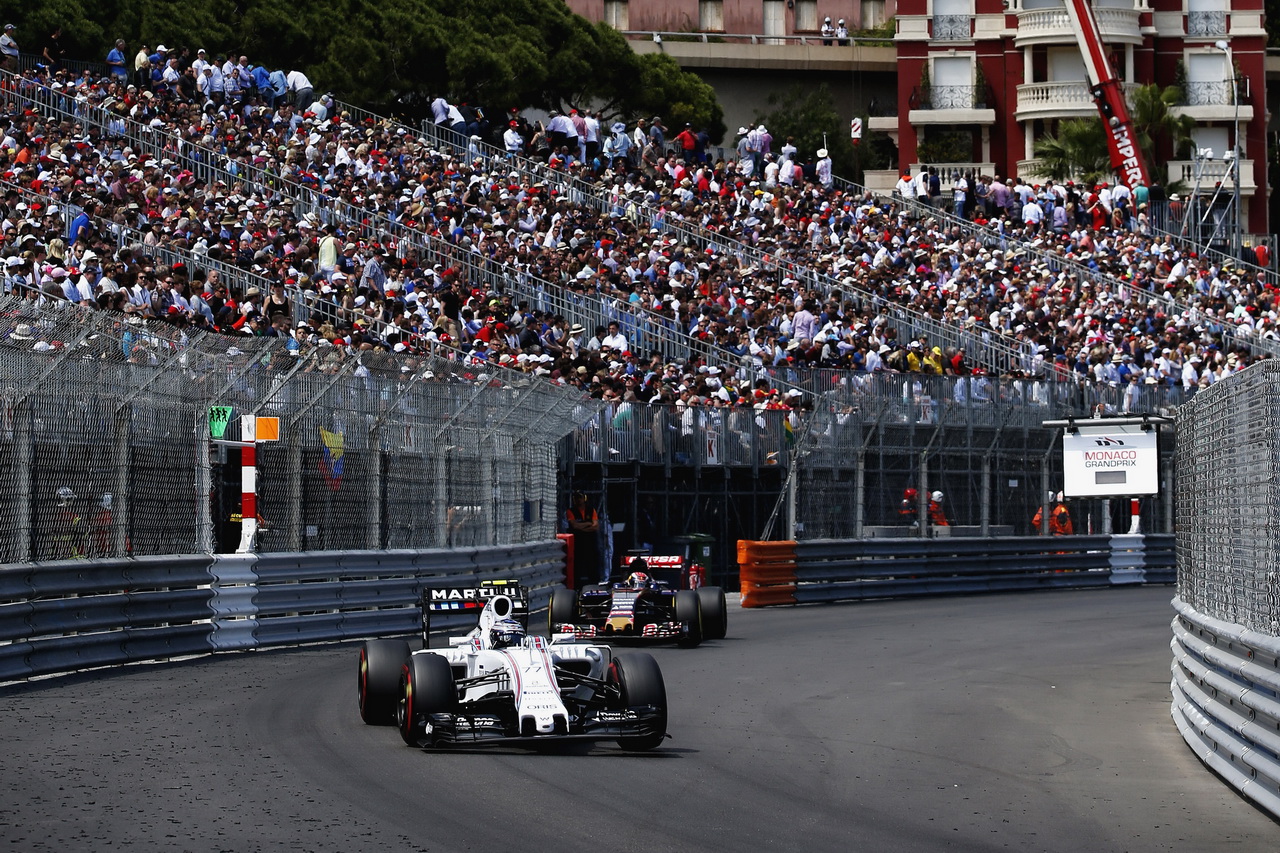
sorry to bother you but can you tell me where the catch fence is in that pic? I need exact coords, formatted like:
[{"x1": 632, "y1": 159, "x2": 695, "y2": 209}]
[
  {"x1": 1171, "y1": 358, "x2": 1280, "y2": 820},
  {"x1": 0, "y1": 296, "x2": 597, "y2": 562},
  {"x1": 1174, "y1": 359, "x2": 1280, "y2": 633}
]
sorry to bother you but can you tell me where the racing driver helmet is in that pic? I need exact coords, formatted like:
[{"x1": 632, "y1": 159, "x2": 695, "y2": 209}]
[
  {"x1": 626, "y1": 571, "x2": 651, "y2": 588},
  {"x1": 489, "y1": 618, "x2": 526, "y2": 649}
]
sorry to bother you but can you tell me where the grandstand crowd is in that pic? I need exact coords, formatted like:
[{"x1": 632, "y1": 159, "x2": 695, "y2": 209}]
[{"x1": 0, "y1": 41, "x2": 1274, "y2": 410}]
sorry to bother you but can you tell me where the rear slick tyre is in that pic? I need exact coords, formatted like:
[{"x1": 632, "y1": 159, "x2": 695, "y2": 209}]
[
  {"x1": 548, "y1": 587, "x2": 577, "y2": 635},
  {"x1": 359, "y1": 639, "x2": 410, "y2": 725}
]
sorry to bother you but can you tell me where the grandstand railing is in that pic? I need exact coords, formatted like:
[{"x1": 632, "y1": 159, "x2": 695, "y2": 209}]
[
  {"x1": 409, "y1": 114, "x2": 1039, "y2": 377},
  {"x1": 833, "y1": 173, "x2": 1280, "y2": 360},
  {"x1": 2, "y1": 72, "x2": 794, "y2": 387},
  {"x1": 1144, "y1": 216, "x2": 1278, "y2": 288}
]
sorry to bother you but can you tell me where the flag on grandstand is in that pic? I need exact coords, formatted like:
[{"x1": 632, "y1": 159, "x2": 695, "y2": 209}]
[{"x1": 319, "y1": 427, "x2": 344, "y2": 490}]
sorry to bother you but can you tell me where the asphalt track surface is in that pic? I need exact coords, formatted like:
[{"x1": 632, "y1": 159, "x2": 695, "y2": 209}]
[{"x1": 2, "y1": 587, "x2": 1276, "y2": 852}]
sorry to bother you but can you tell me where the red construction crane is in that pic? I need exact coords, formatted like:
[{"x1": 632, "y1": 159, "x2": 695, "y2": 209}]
[{"x1": 1062, "y1": 0, "x2": 1153, "y2": 190}]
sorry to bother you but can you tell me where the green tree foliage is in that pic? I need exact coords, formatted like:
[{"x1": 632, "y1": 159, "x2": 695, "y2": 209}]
[
  {"x1": 916, "y1": 130, "x2": 973, "y2": 166},
  {"x1": 1128, "y1": 82, "x2": 1195, "y2": 171},
  {"x1": 1032, "y1": 119, "x2": 1110, "y2": 185},
  {"x1": 0, "y1": 0, "x2": 724, "y2": 139},
  {"x1": 752, "y1": 84, "x2": 854, "y2": 175}
]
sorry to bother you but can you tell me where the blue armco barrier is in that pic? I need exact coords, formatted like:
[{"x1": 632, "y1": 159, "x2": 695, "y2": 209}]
[
  {"x1": 2, "y1": 536, "x2": 1171, "y2": 682},
  {"x1": 0, "y1": 542, "x2": 569, "y2": 682},
  {"x1": 786, "y1": 534, "x2": 1174, "y2": 605}
]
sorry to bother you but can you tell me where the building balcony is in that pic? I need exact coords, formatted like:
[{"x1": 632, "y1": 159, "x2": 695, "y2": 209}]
[
  {"x1": 1015, "y1": 158, "x2": 1049, "y2": 181},
  {"x1": 1014, "y1": 6, "x2": 1142, "y2": 47},
  {"x1": 1185, "y1": 10, "x2": 1228, "y2": 36},
  {"x1": 1173, "y1": 79, "x2": 1255, "y2": 123},
  {"x1": 930, "y1": 14, "x2": 972, "y2": 42},
  {"x1": 1014, "y1": 81, "x2": 1140, "y2": 121},
  {"x1": 908, "y1": 85, "x2": 997, "y2": 125},
  {"x1": 1167, "y1": 159, "x2": 1257, "y2": 196}
]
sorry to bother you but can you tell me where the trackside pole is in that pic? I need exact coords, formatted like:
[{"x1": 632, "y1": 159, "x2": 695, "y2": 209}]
[{"x1": 237, "y1": 415, "x2": 257, "y2": 553}]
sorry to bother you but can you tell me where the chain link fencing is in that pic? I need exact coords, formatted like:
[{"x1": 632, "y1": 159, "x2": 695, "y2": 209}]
[
  {"x1": 0, "y1": 296, "x2": 598, "y2": 561},
  {"x1": 1175, "y1": 360, "x2": 1280, "y2": 635},
  {"x1": 780, "y1": 371, "x2": 1182, "y2": 540}
]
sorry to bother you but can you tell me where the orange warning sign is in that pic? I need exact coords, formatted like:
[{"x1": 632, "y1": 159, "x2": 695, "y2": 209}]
[{"x1": 256, "y1": 416, "x2": 280, "y2": 441}]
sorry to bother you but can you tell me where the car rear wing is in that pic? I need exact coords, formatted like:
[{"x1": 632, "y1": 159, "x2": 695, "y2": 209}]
[
  {"x1": 420, "y1": 580, "x2": 529, "y2": 645},
  {"x1": 621, "y1": 554, "x2": 686, "y2": 586}
]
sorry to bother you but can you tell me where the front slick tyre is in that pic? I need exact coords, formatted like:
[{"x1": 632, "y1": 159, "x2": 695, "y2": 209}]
[
  {"x1": 398, "y1": 653, "x2": 457, "y2": 746},
  {"x1": 609, "y1": 653, "x2": 668, "y2": 750},
  {"x1": 697, "y1": 586, "x2": 728, "y2": 640},
  {"x1": 675, "y1": 589, "x2": 702, "y2": 648}
]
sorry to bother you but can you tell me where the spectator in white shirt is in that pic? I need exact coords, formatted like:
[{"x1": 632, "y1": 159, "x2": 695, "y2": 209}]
[
  {"x1": 600, "y1": 320, "x2": 628, "y2": 352},
  {"x1": 285, "y1": 69, "x2": 313, "y2": 109}
]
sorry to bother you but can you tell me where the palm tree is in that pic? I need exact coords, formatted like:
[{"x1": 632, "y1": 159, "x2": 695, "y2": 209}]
[
  {"x1": 1032, "y1": 119, "x2": 1111, "y2": 184},
  {"x1": 1128, "y1": 83, "x2": 1196, "y2": 182}
]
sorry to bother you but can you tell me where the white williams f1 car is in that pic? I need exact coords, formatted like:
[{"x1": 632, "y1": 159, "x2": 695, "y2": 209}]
[{"x1": 358, "y1": 581, "x2": 669, "y2": 750}]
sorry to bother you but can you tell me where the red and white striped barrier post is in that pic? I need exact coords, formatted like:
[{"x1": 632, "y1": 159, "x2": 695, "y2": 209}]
[
  {"x1": 1128, "y1": 497, "x2": 1141, "y2": 534},
  {"x1": 237, "y1": 415, "x2": 258, "y2": 553}
]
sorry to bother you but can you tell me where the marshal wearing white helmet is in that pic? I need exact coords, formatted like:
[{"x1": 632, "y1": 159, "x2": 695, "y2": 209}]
[{"x1": 929, "y1": 490, "x2": 949, "y2": 527}]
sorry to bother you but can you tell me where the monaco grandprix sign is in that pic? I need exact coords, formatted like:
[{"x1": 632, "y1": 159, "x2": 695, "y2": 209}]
[{"x1": 1062, "y1": 424, "x2": 1158, "y2": 498}]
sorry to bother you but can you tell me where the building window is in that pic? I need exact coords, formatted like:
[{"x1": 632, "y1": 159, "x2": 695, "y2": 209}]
[
  {"x1": 604, "y1": 0, "x2": 629, "y2": 31},
  {"x1": 1191, "y1": 127, "x2": 1230, "y2": 161},
  {"x1": 862, "y1": 0, "x2": 887, "y2": 28},
  {"x1": 922, "y1": 56, "x2": 977, "y2": 108},
  {"x1": 932, "y1": 0, "x2": 972, "y2": 40},
  {"x1": 763, "y1": 0, "x2": 786, "y2": 41},
  {"x1": 1187, "y1": 0, "x2": 1228, "y2": 36},
  {"x1": 1185, "y1": 52, "x2": 1231, "y2": 105},
  {"x1": 795, "y1": 0, "x2": 819, "y2": 31},
  {"x1": 699, "y1": 0, "x2": 724, "y2": 31}
]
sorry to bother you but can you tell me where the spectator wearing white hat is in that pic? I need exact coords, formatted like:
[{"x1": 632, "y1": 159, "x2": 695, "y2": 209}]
[
  {"x1": 191, "y1": 47, "x2": 210, "y2": 78},
  {"x1": 815, "y1": 147, "x2": 833, "y2": 190},
  {"x1": 0, "y1": 24, "x2": 17, "y2": 71}
]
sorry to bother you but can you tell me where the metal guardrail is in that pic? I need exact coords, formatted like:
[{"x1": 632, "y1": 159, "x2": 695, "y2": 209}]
[
  {"x1": 1, "y1": 542, "x2": 567, "y2": 682},
  {"x1": 792, "y1": 534, "x2": 1173, "y2": 602},
  {"x1": 1170, "y1": 598, "x2": 1280, "y2": 820},
  {"x1": 738, "y1": 534, "x2": 1174, "y2": 607}
]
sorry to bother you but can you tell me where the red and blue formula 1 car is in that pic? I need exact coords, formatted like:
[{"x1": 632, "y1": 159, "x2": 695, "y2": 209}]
[{"x1": 548, "y1": 555, "x2": 728, "y2": 646}]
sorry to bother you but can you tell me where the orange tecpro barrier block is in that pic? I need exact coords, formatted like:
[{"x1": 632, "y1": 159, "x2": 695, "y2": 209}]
[
  {"x1": 737, "y1": 540, "x2": 798, "y2": 607},
  {"x1": 556, "y1": 534, "x2": 575, "y2": 588}
]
